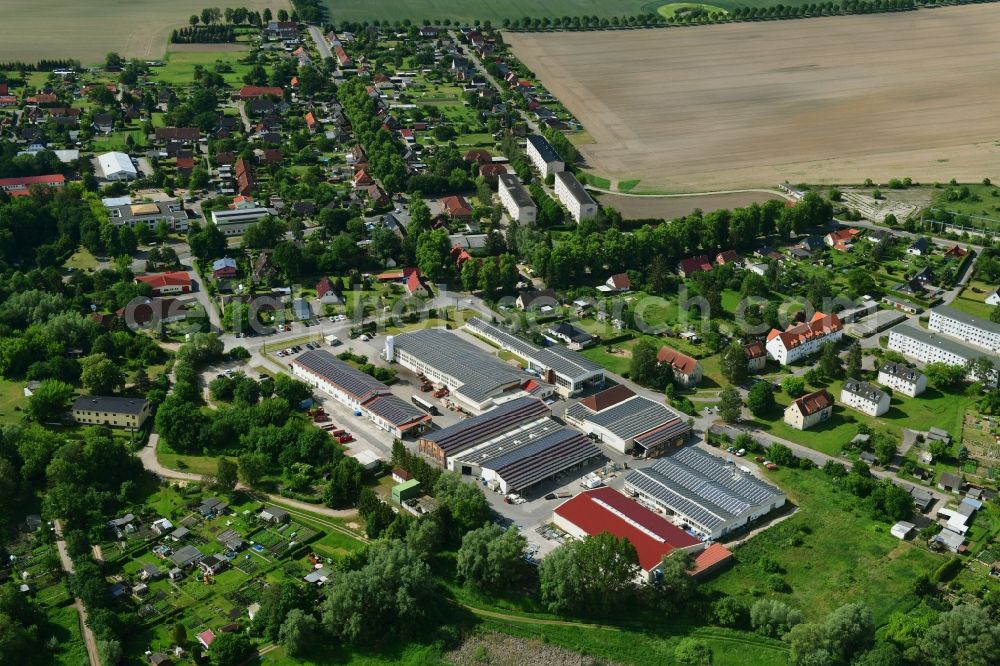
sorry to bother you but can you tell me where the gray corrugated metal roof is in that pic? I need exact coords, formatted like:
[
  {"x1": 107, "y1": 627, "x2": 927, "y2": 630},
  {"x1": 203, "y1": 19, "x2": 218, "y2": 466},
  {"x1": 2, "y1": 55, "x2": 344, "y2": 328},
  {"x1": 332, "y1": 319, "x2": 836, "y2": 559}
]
[
  {"x1": 484, "y1": 428, "x2": 601, "y2": 491},
  {"x1": 889, "y1": 324, "x2": 999, "y2": 368},
  {"x1": 527, "y1": 134, "x2": 562, "y2": 164},
  {"x1": 364, "y1": 394, "x2": 429, "y2": 428},
  {"x1": 293, "y1": 350, "x2": 388, "y2": 401},
  {"x1": 423, "y1": 397, "x2": 549, "y2": 455},
  {"x1": 466, "y1": 318, "x2": 603, "y2": 381},
  {"x1": 566, "y1": 394, "x2": 684, "y2": 441},
  {"x1": 72, "y1": 395, "x2": 148, "y2": 415},
  {"x1": 932, "y1": 305, "x2": 1000, "y2": 337}
]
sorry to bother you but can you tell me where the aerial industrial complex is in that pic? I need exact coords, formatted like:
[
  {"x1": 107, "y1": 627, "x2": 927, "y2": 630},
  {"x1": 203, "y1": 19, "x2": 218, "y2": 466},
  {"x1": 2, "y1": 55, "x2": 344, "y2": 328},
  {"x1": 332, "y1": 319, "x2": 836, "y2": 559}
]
[{"x1": 624, "y1": 447, "x2": 787, "y2": 540}]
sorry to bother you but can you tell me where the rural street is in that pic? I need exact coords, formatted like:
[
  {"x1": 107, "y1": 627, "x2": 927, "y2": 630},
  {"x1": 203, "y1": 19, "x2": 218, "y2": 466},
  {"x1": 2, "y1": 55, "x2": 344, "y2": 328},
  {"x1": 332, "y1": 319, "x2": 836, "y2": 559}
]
[
  {"x1": 307, "y1": 24, "x2": 332, "y2": 61},
  {"x1": 53, "y1": 521, "x2": 100, "y2": 666}
]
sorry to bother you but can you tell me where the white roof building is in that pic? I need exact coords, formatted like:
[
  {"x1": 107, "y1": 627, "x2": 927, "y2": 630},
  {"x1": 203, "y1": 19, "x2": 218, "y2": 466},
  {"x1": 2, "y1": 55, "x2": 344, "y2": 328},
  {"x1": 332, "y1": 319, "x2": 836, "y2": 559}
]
[{"x1": 98, "y1": 151, "x2": 138, "y2": 180}]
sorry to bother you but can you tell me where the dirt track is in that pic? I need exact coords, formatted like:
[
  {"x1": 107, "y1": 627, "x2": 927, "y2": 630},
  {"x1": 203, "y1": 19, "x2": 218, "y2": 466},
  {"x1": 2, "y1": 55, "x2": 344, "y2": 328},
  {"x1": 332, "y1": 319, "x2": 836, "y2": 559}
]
[
  {"x1": 596, "y1": 190, "x2": 781, "y2": 219},
  {"x1": 507, "y1": 6, "x2": 1000, "y2": 192}
]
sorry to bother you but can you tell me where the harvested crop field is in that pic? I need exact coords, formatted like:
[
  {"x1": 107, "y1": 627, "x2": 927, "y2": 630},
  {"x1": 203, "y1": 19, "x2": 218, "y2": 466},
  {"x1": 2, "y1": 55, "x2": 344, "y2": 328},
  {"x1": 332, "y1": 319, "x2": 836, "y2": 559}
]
[
  {"x1": 508, "y1": 5, "x2": 1000, "y2": 192},
  {"x1": 597, "y1": 190, "x2": 782, "y2": 220},
  {"x1": 0, "y1": 0, "x2": 288, "y2": 64}
]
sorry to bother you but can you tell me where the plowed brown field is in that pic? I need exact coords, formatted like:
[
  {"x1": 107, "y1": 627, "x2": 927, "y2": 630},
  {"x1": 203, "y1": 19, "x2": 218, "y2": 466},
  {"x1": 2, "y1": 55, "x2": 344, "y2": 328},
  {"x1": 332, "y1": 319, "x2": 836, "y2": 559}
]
[{"x1": 508, "y1": 5, "x2": 1000, "y2": 192}]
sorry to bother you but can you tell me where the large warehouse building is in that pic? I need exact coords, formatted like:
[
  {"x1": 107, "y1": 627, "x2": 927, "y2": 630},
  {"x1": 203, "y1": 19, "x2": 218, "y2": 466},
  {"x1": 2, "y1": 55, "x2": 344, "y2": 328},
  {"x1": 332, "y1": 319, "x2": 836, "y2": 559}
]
[
  {"x1": 418, "y1": 397, "x2": 602, "y2": 494},
  {"x1": 291, "y1": 350, "x2": 431, "y2": 438},
  {"x1": 386, "y1": 328, "x2": 554, "y2": 413},
  {"x1": 565, "y1": 384, "x2": 691, "y2": 457},
  {"x1": 553, "y1": 487, "x2": 732, "y2": 582},
  {"x1": 624, "y1": 447, "x2": 786, "y2": 540},
  {"x1": 465, "y1": 318, "x2": 605, "y2": 397}
]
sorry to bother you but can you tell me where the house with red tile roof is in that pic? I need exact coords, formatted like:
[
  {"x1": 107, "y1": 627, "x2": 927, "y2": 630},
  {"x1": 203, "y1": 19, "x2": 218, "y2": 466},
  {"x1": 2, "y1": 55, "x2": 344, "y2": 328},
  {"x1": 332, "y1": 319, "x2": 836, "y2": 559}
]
[
  {"x1": 824, "y1": 228, "x2": 860, "y2": 251},
  {"x1": 715, "y1": 250, "x2": 741, "y2": 266},
  {"x1": 442, "y1": 195, "x2": 472, "y2": 219},
  {"x1": 603, "y1": 273, "x2": 631, "y2": 293},
  {"x1": 366, "y1": 184, "x2": 390, "y2": 207},
  {"x1": 353, "y1": 170, "x2": 373, "y2": 188},
  {"x1": 656, "y1": 346, "x2": 702, "y2": 387},
  {"x1": 553, "y1": 487, "x2": 704, "y2": 582},
  {"x1": 463, "y1": 149, "x2": 491, "y2": 165},
  {"x1": 691, "y1": 543, "x2": 734, "y2": 579},
  {"x1": 406, "y1": 271, "x2": 430, "y2": 297},
  {"x1": 784, "y1": 388, "x2": 834, "y2": 430},
  {"x1": 304, "y1": 112, "x2": 318, "y2": 133},
  {"x1": 135, "y1": 271, "x2": 192, "y2": 296},
  {"x1": 677, "y1": 255, "x2": 713, "y2": 278},
  {"x1": 744, "y1": 341, "x2": 767, "y2": 373},
  {"x1": 238, "y1": 86, "x2": 283, "y2": 100},
  {"x1": 765, "y1": 312, "x2": 843, "y2": 364},
  {"x1": 316, "y1": 276, "x2": 344, "y2": 304}
]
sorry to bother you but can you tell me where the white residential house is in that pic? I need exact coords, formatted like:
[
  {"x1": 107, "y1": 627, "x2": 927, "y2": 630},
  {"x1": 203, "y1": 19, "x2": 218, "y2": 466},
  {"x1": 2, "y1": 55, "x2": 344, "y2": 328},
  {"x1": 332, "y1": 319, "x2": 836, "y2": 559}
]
[
  {"x1": 986, "y1": 289, "x2": 1000, "y2": 306},
  {"x1": 497, "y1": 173, "x2": 536, "y2": 224},
  {"x1": 525, "y1": 134, "x2": 564, "y2": 178},
  {"x1": 877, "y1": 361, "x2": 927, "y2": 397},
  {"x1": 888, "y1": 324, "x2": 998, "y2": 385},
  {"x1": 783, "y1": 389, "x2": 833, "y2": 430},
  {"x1": 840, "y1": 378, "x2": 890, "y2": 417},
  {"x1": 553, "y1": 171, "x2": 597, "y2": 222}
]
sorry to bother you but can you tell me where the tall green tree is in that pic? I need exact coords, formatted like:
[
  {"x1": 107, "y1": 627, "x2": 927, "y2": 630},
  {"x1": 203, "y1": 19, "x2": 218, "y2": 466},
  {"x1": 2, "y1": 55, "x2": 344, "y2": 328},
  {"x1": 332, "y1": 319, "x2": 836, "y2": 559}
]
[
  {"x1": 26, "y1": 380, "x2": 75, "y2": 422},
  {"x1": 720, "y1": 341, "x2": 749, "y2": 386},
  {"x1": 718, "y1": 385, "x2": 742, "y2": 423},
  {"x1": 539, "y1": 532, "x2": 639, "y2": 616},
  {"x1": 456, "y1": 523, "x2": 529, "y2": 594},
  {"x1": 846, "y1": 344, "x2": 863, "y2": 380},
  {"x1": 629, "y1": 338, "x2": 659, "y2": 385}
]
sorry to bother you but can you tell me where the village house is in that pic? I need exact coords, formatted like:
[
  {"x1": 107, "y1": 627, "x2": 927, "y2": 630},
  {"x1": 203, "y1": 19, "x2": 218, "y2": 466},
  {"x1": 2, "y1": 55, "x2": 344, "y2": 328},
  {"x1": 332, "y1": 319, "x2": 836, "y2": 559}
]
[
  {"x1": 877, "y1": 361, "x2": 927, "y2": 397},
  {"x1": 135, "y1": 271, "x2": 192, "y2": 296},
  {"x1": 783, "y1": 389, "x2": 833, "y2": 430},
  {"x1": 656, "y1": 346, "x2": 702, "y2": 388},
  {"x1": 840, "y1": 378, "x2": 890, "y2": 417},
  {"x1": 744, "y1": 341, "x2": 767, "y2": 373},
  {"x1": 677, "y1": 255, "x2": 714, "y2": 278},
  {"x1": 72, "y1": 396, "x2": 151, "y2": 430}
]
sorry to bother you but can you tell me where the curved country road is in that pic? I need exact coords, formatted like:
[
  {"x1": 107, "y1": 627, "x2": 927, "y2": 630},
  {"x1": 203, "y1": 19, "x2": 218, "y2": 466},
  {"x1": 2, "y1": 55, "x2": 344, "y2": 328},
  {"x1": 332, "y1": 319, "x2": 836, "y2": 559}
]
[{"x1": 54, "y1": 520, "x2": 101, "y2": 666}]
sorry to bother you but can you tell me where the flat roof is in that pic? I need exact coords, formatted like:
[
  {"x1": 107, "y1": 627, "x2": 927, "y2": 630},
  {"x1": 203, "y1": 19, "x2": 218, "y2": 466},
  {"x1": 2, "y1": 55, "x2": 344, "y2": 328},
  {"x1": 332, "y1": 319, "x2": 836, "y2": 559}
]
[
  {"x1": 554, "y1": 170, "x2": 596, "y2": 206},
  {"x1": 526, "y1": 134, "x2": 562, "y2": 164},
  {"x1": 465, "y1": 318, "x2": 603, "y2": 382},
  {"x1": 555, "y1": 487, "x2": 700, "y2": 571},
  {"x1": 625, "y1": 447, "x2": 784, "y2": 534},
  {"x1": 364, "y1": 393, "x2": 430, "y2": 429},
  {"x1": 484, "y1": 427, "x2": 601, "y2": 492}
]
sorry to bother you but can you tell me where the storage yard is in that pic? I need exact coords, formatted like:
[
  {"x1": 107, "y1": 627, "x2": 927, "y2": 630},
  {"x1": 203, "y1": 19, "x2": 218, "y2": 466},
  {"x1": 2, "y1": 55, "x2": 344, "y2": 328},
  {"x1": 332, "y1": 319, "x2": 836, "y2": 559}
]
[{"x1": 507, "y1": 5, "x2": 1000, "y2": 192}]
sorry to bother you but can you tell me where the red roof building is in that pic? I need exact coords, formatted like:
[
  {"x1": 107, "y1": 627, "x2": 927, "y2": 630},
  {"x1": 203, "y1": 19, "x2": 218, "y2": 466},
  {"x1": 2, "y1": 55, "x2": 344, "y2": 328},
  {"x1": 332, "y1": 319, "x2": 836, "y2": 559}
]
[
  {"x1": 442, "y1": 194, "x2": 472, "y2": 218},
  {"x1": 944, "y1": 245, "x2": 968, "y2": 260},
  {"x1": 135, "y1": 271, "x2": 192, "y2": 296},
  {"x1": 715, "y1": 250, "x2": 741, "y2": 266},
  {"x1": 353, "y1": 170, "x2": 373, "y2": 188},
  {"x1": 766, "y1": 312, "x2": 843, "y2": 364},
  {"x1": 553, "y1": 487, "x2": 702, "y2": 580},
  {"x1": 238, "y1": 86, "x2": 283, "y2": 99},
  {"x1": 304, "y1": 111, "x2": 318, "y2": 133},
  {"x1": 406, "y1": 271, "x2": 428, "y2": 296},
  {"x1": 677, "y1": 255, "x2": 713, "y2": 277},
  {"x1": 0, "y1": 174, "x2": 66, "y2": 195},
  {"x1": 656, "y1": 346, "x2": 702, "y2": 387},
  {"x1": 691, "y1": 543, "x2": 734, "y2": 579}
]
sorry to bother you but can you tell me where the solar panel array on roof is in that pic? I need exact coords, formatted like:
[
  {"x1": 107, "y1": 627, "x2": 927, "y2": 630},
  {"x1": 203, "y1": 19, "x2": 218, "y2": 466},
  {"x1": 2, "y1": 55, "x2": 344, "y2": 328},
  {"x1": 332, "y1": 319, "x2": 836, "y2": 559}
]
[
  {"x1": 624, "y1": 448, "x2": 784, "y2": 533},
  {"x1": 566, "y1": 394, "x2": 685, "y2": 441},
  {"x1": 364, "y1": 394, "x2": 429, "y2": 427},
  {"x1": 293, "y1": 350, "x2": 389, "y2": 401},
  {"x1": 393, "y1": 328, "x2": 529, "y2": 404},
  {"x1": 452, "y1": 417, "x2": 562, "y2": 466},
  {"x1": 485, "y1": 429, "x2": 601, "y2": 492},
  {"x1": 422, "y1": 397, "x2": 550, "y2": 456},
  {"x1": 466, "y1": 318, "x2": 603, "y2": 380}
]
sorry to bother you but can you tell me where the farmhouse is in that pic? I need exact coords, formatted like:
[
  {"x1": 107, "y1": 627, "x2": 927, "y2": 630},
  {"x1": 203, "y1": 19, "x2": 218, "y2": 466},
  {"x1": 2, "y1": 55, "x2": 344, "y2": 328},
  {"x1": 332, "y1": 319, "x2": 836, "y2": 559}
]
[
  {"x1": 135, "y1": 272, "x2": 191, "y2": 296},
  {"x1": 783, "y1": 389, "x2": 833, "y2": 430},
  {"x1": 744, "y1": 341, "x2": 767, "y2": 373},
  {"x1": 623, "y1": 447, "x2": 786, "y2": 540},
  {"x1": 497, "y1": 173, "x2": 537, "y2": 224},
  {"x1": 291, "y1": 350, "x2": 430, "y2": 438},
  {"x1": 98, "y1": 151, "x2": 137, "y2": 180},
  {"x1": 656, "y1": 346, "x2": 702, "y2": 388},
  {"x1": 238, "y1": 86, "x2": 284, "y2": 100},
  {"x1": 553, "y1": 487, "x2": 705, "y2": 583},
  {"x1": 565, "y1": 384, "x2": 691, "y2": 457},
  {"x1": 553, "y1": 171, "x2": 597, "y2": 222},
  {"x1": 107, "y1": 200, "x2": 188, "y2": 232},
  {"x1": 418, "y1": 396, "x2": 550, "y2": 467},
  {"x1": 465, "y1": 317, "x2": 605, "y2": 398},
  {"x1": 840, "y1": 378, "x2": 890, "y2": 417},
  {"x1": 887, "y1": 324, "x2": 998, "y2": 384},
  {"x1": 387, "y1": 328, "x2": 543, "y2": 412},
  {"x1": 877, "y1": 362, "x2": 927, "y2": 397},
  {"x1": 71, "y1": 395, "x2": 150, "y2": 429},
  {"x1": 765, "y1": 312, "x2": 843, "y2": 364},
  {"x1": 264, "y1": 20, "x2": 299, "y2": 40},
  {"x1": 525, "y1": 134, "x2": 564, "y2": 177},
  {"x1": 442, "y1": 194, "x2": 473, "y2": 219},
  {"x1": 928, "y1": 305, "x2": 1000, "y2": 353}
]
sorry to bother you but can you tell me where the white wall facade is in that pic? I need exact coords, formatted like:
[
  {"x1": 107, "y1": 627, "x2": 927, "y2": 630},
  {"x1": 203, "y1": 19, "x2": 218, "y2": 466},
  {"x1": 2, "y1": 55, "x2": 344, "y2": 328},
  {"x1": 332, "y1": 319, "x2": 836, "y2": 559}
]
[
  {"x1": 877, "y1": 370, "x2": 927, "y2": 397},
  {"x1": 840, "y1": 388, "x2": 890, "y2": 417},
  {"x1": 929, "y1": 310, "x2": 1000, "y2": 353}
]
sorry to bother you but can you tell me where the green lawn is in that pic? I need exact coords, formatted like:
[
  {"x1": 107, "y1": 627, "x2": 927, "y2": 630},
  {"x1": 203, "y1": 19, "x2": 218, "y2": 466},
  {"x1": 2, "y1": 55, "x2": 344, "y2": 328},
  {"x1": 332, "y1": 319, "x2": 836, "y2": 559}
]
[
  {"x1": 580, "y1": 343, "x2": 633, "y2": 376},
  {"x1": 657, "y1": 2, "x2": 729, "y2": 18},
  {"x1": 90, "y1": 129, "x2": 147, "y2": 152},
  {"x1": 618, "y1": 179, "x2": 641, "y2": 192},
  {"x1": 927, "y1": 182, "x2": 1000, "y2": 230},
  {"x1": 0, "y1": 378, "x2": 26, "y2": 425},
  {"x1": 579, "y1": 172, "x2": 610, "y2": 189},
  {"x1": 63, "y1": 247, "x2": 100, "y2": 271},
  {"x1": 704, "y1": 466, "x2": 946, "y2": 624},
  {"x1": 751, "y1": 379, "x2": 968, "y2": 456},
  {"x1": 156, "y1": 438, "x2": 221, "y2": 476},
  {"x1": 48, "y1": 605, "x2": 90, "y2": 666},
  {"x1": 154, "y1": 50, "x2": 254, "y2": 87},
  {"x1": 951, "y1": 280, "x2": 996, "y2": 321}
]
